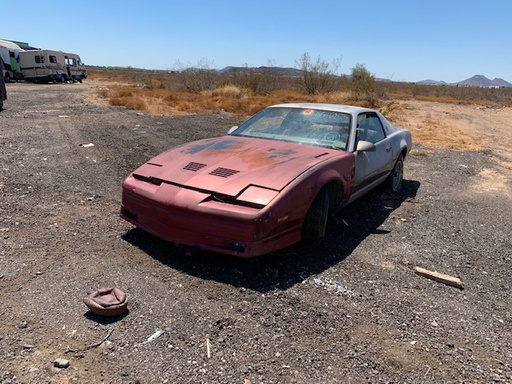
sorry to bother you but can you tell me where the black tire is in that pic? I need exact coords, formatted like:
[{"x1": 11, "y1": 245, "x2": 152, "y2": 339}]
[
  {"x1": 302, "y1": 188, "x2": 329, "y2": 240},
  {"x1": 385, "y1": 154, "x2": 404, "y2": 193},
  {"x1": 4, "y1": 72, "x2": 11, "y2": 83}
]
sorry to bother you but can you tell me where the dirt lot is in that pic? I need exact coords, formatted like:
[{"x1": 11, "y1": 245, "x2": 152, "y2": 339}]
[{"x1": 0, "y1": 82, "x2": 511, "y2": 384}]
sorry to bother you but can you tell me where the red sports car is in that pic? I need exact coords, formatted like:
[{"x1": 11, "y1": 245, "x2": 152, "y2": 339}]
[{"x1": 121, "y1": 103, "x2": 412, "y2": 257}]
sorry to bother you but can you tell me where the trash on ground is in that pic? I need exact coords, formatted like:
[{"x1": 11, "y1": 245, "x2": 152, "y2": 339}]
[
  {"x1": 312, "y1": 278, "x2": 353, "y2": 295},
  {"x1": 54, "y1": 358, "x2": 70, "y2": 369},
  {"x1": 206, "y1": 336, "x2": 211, "y2": 358},
  {"x1": 83, "y1": 287, "x2": 128, "y2": 316},
  {"x1": 414, "y1": 266, "x2": 464, "y2": 289},
  {"x1": 145, "y1": 330, "x2": 164, "y2": 344}
]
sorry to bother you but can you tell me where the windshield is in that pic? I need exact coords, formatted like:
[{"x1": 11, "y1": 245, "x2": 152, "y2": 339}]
[{"x1": 230, "y1": 107, "x2": 351, "y2": 150}]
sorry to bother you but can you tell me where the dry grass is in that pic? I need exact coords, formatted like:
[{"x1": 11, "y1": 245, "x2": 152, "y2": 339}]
[
  {"x1": 385, "y1": 103, "x2": 486, "y2": 151},
  {"x1": 388, "y1": 92, "x2": 496, "y2": 107},
  {"x1": 409, "y1": 114, "x2": 483, "y2": 150},
  {"x1": 88, "y1": 67, "x2": 510, "y2": 150},
  {"x1": 93, "y1": 83, "x2": 358, "y2": 117}
]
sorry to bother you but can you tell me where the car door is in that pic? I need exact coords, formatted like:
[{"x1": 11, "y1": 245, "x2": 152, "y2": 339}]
[{"x1": 352, "y1": 112, "x2": 393, "y2": 195}]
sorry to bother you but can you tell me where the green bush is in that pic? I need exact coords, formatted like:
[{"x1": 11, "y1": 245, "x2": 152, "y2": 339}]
[{"x1": 349, "y1": 64, "x2": 377, "y2": 106}]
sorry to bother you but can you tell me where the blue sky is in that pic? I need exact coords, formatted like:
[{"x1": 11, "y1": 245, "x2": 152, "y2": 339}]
[{"x1": 2, "y1": 0, "x2": 511, "y2": 83}]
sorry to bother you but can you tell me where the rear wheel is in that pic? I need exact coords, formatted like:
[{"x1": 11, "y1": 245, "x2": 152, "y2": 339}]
[
  {"x1": 302, "y1": 188, "x2": 329, "y2": 240},
  {"x1": 4, "y1": 72, "x2": 11, "y2": 83},
  {"x1": 385, "y1": 154, "x2": 404, "y2": 193}
]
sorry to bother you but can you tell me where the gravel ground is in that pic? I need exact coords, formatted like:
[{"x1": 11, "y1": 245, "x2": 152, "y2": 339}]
[{"x1": 0, "y1": 82, "x2": 511, "y2": 384}]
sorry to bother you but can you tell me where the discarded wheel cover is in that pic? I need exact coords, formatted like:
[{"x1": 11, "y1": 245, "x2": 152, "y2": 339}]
[{"x1": 83, "y1": 287, "x2": 128, "y2": 317}]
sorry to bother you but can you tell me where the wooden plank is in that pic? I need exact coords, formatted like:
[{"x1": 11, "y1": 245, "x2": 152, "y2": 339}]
[{"x1": 414, "y1": 266, "x2": 464, "y2": 289}]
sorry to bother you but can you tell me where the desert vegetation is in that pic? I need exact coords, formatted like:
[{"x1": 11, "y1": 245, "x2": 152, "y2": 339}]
[
  {"x1": 89, "y1": 60, "x2": 512, "y2": 113},
  {"x1": 88, "y1": 60, "x2": 383, "y2": 115},
  {"x1": 87, "y1": 55, "x2": 512, "y2": 149}
]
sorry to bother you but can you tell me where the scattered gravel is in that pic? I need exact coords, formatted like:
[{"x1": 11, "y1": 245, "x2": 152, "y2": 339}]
[{"x1": 0, "y1": 81, "x2": 510, "y2": 383}]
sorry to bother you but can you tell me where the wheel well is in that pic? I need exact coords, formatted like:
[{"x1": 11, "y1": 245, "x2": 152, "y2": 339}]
[
  {"x1": 301, "y1": 180, "x2": 344, "y2": 240},
  {"x1": 401, "y1": 147, "x2": 408, "y2": 160}
]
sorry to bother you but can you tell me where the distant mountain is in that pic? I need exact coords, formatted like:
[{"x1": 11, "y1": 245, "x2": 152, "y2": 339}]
[
  {"x1": 417, "y1": 75, "x2": 512, "y2": 88},
  {"x1": 417, "y1": 79, "x2": 447, "y2": 85},
  {"x1": 490, "y1": 77, "x2": 512, "y2": 88},
  {"x1": 456, "y1": 75, "x2": 492, "y2": 87},
  {"x1": 454, "y1": 75, "x2": 512, "y2": 88}
]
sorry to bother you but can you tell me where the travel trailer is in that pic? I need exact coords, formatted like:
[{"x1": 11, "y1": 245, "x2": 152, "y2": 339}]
[
  {"x1": 19, "y1": 49, "x2": 87, "y2": 83},
  {"x1": 0, "y1": 38, "x2": 24, "y2": 82}
]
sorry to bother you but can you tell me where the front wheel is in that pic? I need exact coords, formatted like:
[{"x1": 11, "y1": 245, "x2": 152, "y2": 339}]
[
  {"x1": 4, "y1": 72, "x2": 11, "y2": 83},
  {"x1": 302, "y1": 188, "x2": 329, "y2": 240},
  {"x1": 385, "y1": 155, "x2": 404, "y2": 193}
]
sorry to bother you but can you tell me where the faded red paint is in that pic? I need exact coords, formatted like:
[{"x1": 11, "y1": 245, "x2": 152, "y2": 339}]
[{"x1": 121, "y1": 135, "x2": 355, "y2": 257}]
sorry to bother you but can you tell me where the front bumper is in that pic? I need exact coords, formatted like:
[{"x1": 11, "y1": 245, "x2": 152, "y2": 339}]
[{"x1": 120, "y1": 183, "x2": 300, "y2": 257}]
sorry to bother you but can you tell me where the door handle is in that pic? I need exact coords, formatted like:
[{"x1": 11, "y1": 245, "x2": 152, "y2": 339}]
[{"x1": 385, "y1": 147, "x2": 391, "y2": 152}]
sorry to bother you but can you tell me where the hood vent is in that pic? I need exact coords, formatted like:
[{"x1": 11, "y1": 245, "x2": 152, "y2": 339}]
[
  {"x1": 183, "y1": 162, "x2": 207, "y2": 171},
  {"x1": 209, "y1": 167, "x2": 240, "y2": 178}
]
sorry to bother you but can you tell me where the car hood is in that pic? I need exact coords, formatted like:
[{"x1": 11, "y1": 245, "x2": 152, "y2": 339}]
[{"x1": 132, "y1": 136, "x2": 347, "y2": 196}]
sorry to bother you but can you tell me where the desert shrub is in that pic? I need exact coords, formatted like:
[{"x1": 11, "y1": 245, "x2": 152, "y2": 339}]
[
  {"x1": 348, "y1": 64, "x2": 378, "y2": 106},
  {"x1": 221, "y1": 63, "x2": 286, "y2": 95},
  {"x1": 112, "y1": 88, "x2": 135, "y2": 98},
  {"x1": 174, "y1": 59, "x2": 219, "y2": 92},
  {"x1": 97, "y1": 87, "x2": 110, "y2": 98},
  {"x1": 245, "y1": 67, "x2": 280, "y2": 95},
  {"x1": 239, "y1": 67, "x2": 260, "y2": 94},
  {"x1": 146, "y1": 78, "x2": 166, "y2": 89},
  {"x1": 110, "y1": 95, "x2": 147, "y2": 111},
  {"x1": 296, "y1": 53, "x2": 342, "y2": 95},
  {"x1": 379, "y1": 101, "x2": 400, "y2": 117},
  {"x1": 205, "y1": 85, "x2": 250, "y2": 99}
]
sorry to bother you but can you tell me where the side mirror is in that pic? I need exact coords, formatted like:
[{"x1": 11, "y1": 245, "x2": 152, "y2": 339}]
[
  {"x1": 356, "y1": 140, "x2": 376, "y2": 153},
  {"x1": 228, "y1": 126, "x2": 238, "y2": 134}
]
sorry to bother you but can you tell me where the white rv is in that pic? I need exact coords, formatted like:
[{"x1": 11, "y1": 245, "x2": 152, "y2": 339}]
[
  {"x1": 0, "y1": 38, "x2": 24, "y2": 82},
  {"x1": 19, "y1": 49, "x2": 87, "y2": 83},
  {"x1": 19, "y1": 50, "x2": 65, "y2": 83},
  {"x1": 63, "y1": 52, "x2": 87, "y2": 82}
]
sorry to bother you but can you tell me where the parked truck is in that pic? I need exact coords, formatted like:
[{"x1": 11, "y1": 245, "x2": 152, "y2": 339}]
[{"x1": 18, "y1": 49, "x2": 87, "y2": 83}]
